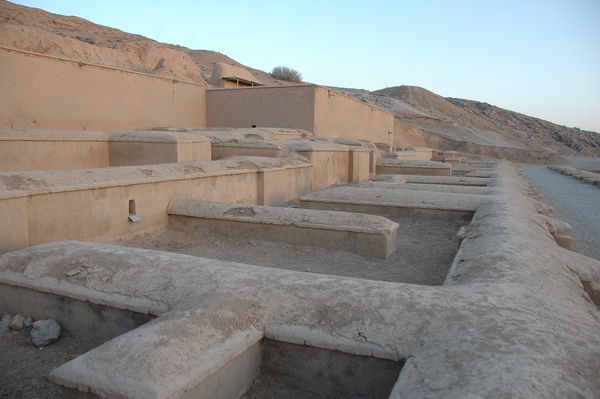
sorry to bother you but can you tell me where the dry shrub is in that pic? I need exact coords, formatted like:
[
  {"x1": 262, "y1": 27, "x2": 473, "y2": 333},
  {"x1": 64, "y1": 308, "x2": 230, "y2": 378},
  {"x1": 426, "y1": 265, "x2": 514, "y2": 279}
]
[{"x1": 271, "y1": 66, "x2": 302, "y2": 82}]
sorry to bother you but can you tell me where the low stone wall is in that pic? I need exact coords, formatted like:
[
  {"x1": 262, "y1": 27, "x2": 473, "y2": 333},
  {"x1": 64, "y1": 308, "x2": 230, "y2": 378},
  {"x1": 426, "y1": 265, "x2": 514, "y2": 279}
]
[
  {"x1": 167, "y1": 198, "x2": 399, "y2": 259},
  {"x1": 296, "y1": 141, "x2": 371, "y2": 189},
  {"x1": 0, "y1": 157, "x2": 312, "y2": 254},
  {"x1": 372, "y1": 174, "x2": 490, "y2": 186},
  {"x1": 0, "y1": 283, "x2": 155, "y2": 342},
  {"x1": 0, "y1": 128, "x2": 212, "y2": 172},
  {"x1": 108, "y1": 132, "x2": 211, "y2": 167},
  {"x1": 300, "y1": 186, "x2": 480, "y2": 220},
  {"x1": 384, "y1": 147, "x2": 437, "y2": 161},
  {"x1": 376, "y1": 159, "x2": 452, "y2": 176},
  {"x1": 356, "y1": 181, "x2": 492, "y2": 195},
  {"x1": 548, "y1": 165, "x2": 600, "y2": 186},
  {"x1": 211, "y1": 142, "x2": 283, "y2": 160}
]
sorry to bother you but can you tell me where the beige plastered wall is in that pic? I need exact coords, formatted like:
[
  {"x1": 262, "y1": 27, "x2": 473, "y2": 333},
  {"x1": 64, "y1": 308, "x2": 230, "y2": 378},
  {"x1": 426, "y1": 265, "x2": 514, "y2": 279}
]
[
  {"x1": 0, "y1": 140, "x2": 110, "y2": 171},
  {"x1": 0, "y1": 160, "x2": 314, "y2": 254},
  {"x1": 258, "y1": 166, "x2": 312, "y2": 206},
  {"x1": 206, "y1": 85, "x2": 394, "y2": 144},
  {"x1": 0, "y1": 47, "x2": 206, "y2": 131},
  {"x1": 0, "y1": 137, "x2": 212, "y2": 172},
  {"x1": 313, "y1": 86, "x2": 394, "y2": 146},
  {"x1": 211, "y1": 145, "x2": 283, "y2": 161},
  {"x1": 0, "y1": 170, "x2": 256, "y2": 254},
  {"x1": 206, "y1": 85, "x2": 316, "y2": 132},
  {"x1": 108, "y1": 141, "x2": 211, "y2": 167},
  {"x1": 298, "y1": 148, "x2": 371, "y2": 190},
  {"x1": 376, "y1": 165, "x2": 452, "y2": 176}
]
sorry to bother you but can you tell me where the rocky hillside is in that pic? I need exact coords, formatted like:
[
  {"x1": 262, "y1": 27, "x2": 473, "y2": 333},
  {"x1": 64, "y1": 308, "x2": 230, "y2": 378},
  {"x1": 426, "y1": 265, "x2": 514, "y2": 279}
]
[
  {"x1": 337, "y1": 86, "x2": 600, "y2": 162},
  {"x1": 2, "y1": 1, "x2": 598, "y2": 162},
  {"x1": 0, "y1": 1, "x2": 291, "y2": 86},
  {"x1": 0, "y1": 1, "x2": 206, "y2": 83},
  {"x1": 446, "y1": 98, "x2": 600, "y2": 156}
]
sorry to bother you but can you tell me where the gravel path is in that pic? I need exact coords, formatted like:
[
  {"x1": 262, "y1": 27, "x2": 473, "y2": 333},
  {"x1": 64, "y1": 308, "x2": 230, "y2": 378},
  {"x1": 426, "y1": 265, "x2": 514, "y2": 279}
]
[{"x1": 521, "y1": 161, "x2": 600, "y2": 261}]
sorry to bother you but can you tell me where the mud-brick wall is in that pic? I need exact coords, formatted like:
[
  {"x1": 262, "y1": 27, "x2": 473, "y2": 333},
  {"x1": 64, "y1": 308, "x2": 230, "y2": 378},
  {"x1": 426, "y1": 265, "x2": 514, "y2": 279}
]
[
  {"x1": 298, "y1": 148, "x2": 371, "y2": 190},
  {"x1": 0, "y1": 47, "x2": 206, "y2": 131},
  {"x1": 206, "y1": 85, "x2": 316, "y2": 132},
  {"x1": 206, "y1": 85, "x2": 394, "y2": 144},
  {"x1": 0, "y1": 168, "x2": 258, "y2": 254},
  {"x1": 0, "y1": 159, "x2": 314, "y2": 254},
  {"x1": 313, "y1": 87, "x2": 394, "y2": 146}
]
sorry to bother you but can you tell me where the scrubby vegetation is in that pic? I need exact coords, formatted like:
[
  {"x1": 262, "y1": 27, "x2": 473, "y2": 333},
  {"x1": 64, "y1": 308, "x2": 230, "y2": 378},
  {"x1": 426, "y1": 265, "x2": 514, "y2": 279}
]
[{"x1": 271, "y1": 66, "x2": 302, "y2": 83}]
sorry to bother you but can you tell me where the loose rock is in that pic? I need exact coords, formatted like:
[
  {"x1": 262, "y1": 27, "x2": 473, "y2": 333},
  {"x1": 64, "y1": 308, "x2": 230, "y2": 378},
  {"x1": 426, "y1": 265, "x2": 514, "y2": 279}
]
[
  {"x1": 10, "y1": 314, "x2": 26, "y2": 331},
  {"x1": 24, "y1": 317, "x2": 33, "y2": 327},
  {"x1": 31, "y1": 319, "x2": 61, "y2": 347},
  {"x1": 0, "y1": 313, "x2": 11, "y2": 331}
]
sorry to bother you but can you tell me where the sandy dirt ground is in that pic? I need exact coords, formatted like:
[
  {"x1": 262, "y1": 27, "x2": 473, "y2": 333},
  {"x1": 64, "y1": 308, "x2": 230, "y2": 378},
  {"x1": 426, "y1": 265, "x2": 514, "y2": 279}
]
[
  {"x1": 113, "y1": 218, "x2": 466, "y2": 286},
  {"x1": 241, "y1": 376, "x2": 327, "y2": 399},
  {"x1": 0, "y1": 328, "x2": 100, "y2": 398}
]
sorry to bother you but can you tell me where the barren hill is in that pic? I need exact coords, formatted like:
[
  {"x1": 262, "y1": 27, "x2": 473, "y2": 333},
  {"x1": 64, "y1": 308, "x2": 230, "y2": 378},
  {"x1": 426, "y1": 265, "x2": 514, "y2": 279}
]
[
  {"x1": 447, "y1": 98, "x2": 600, "y2": 156},
  {"x1": 0, "y1": 1, "x2": 206, "y2": 83},
  {"x1": 336, "y1": 86, "x2": 600, "y2": 162},
  {"x1": 2, "y1": 0, "x2": 598, "y2": 162}
]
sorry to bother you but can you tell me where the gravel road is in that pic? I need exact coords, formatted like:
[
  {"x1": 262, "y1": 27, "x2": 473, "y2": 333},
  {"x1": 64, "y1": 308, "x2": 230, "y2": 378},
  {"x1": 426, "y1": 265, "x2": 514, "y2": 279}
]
[{"x1": 521, "y1": 160, "x2": 600, "y2": 261}]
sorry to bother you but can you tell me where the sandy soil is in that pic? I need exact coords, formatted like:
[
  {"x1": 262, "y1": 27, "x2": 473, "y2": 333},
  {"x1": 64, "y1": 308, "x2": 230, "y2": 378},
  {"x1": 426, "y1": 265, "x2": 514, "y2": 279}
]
[
  {"x1": 113, "y1": 217, "x2": 466, "y2": 286},
  {"x1": 241, "y1": 376, "x2": 327, "y2": 399},
  {"x1": 0, "y1": 328, "x2": 100, "y2": 398}
]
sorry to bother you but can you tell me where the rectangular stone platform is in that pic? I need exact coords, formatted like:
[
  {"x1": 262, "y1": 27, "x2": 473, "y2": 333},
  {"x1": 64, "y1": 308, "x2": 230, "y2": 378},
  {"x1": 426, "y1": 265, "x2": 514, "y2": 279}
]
[
  {"x1": 376, "y1": 159, "x2": 452, "y2": 176},
  {"x1": 372, "y1": 174, "x2": 491, "y2": 186},
  {"x1": 0, "y1": 128, "x2": 212, "y2": 172},
  {"x1": 211, "y1": 141, "x2": 284, "y2": 160},
  {"x1": 167, "y1": 198, "x2": 399, "y2": 259},
  {"x1": 384, "y1": 147, "x2": 437, "y2": 161},
  {"x1": 355, "y1": 181, "x2": 491, "y2": 195},
  {"x1": 300, "y1": 186, "x2": 481, "y2": 221}
]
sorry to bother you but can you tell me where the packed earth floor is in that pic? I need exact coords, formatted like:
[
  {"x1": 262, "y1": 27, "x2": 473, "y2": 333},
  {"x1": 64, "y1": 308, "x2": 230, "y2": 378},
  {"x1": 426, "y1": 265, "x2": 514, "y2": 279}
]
[
  {"x1": 0, "y1": 328, "x2": 100, "y2": 398},
  {"x1": 114, "y1": 218, "x2": 466, "y2": 286}
]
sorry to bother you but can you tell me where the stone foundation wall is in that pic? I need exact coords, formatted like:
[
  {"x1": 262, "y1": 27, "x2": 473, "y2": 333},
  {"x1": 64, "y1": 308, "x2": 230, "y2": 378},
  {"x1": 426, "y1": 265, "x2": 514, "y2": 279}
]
[
  {"x1": 206, "y1": 85, "x2": 394, "y2": 144},
  {"x1": 0, "y1": 129, "x2": 212, "y2": 172},
  {"x1": 0, "y1": 158, "x2": 312, "y2": 254}
]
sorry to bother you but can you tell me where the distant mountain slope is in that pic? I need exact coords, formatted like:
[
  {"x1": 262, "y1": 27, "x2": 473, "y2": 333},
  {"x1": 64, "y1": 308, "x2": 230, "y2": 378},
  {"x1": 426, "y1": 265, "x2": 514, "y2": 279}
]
[
  {"x1": 358, "y1": 86, "x2": 599, "y2": 159},
  {"x1": 446, "y1": 98, "x2": 600, "y2": 155},
  {"x1": 0, "y1": 1, "x2": 206, "y2": 83},
  {"x1": 371, "y1": 86, "x2": 527, "y2": 149}
]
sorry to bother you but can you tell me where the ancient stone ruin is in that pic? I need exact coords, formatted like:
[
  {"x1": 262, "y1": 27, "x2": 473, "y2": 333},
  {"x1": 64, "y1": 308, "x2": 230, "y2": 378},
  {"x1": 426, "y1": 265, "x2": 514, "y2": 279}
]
[{"x1": 1, "y1": 44, "x2": 599, "y2": 399}]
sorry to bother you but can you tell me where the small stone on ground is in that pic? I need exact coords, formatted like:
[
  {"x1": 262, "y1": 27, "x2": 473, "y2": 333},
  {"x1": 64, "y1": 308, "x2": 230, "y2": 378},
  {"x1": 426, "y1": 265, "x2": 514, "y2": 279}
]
[{"x1": 31, "y1": 319, "x2": 61, "y2": 347}]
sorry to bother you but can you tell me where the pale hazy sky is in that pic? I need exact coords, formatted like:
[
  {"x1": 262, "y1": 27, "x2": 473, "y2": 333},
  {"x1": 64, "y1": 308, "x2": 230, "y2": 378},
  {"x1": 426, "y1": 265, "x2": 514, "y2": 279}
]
[{"x1": 12, "y1": 0, "x2": 600, "y2": 133}]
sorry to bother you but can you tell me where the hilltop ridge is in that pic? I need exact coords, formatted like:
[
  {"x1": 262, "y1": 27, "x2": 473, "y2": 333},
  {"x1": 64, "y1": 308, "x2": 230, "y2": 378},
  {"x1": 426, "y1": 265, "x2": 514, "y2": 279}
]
[{"x1": 334, "y1": 85, "x2": 599, "y2": 161}]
